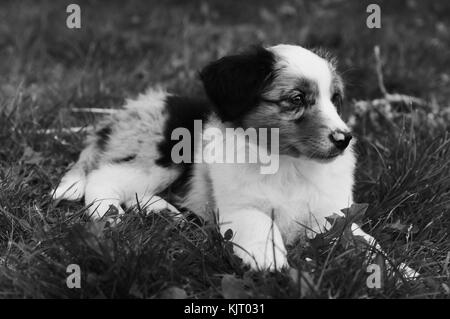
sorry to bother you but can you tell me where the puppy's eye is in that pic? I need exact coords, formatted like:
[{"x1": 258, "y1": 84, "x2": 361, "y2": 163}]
[
  {"x1": 288, "y1": 93, "x2": 305, "y2": 106},
  {"x1": 332, "y1": 93, "x2": 342, "y2": 113}
]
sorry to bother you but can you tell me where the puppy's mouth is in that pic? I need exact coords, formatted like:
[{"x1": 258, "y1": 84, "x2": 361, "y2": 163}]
[
  {"x1": 305, "y1": 148, "x2": 345, "y2": 162},
  {"x1": 281, "y1": 144, "x2": 344, "y2": 161}
]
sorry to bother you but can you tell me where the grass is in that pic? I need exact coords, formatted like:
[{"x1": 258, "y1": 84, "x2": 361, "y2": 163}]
[{"x1": 0, "y1": 0, "x2": 449, "y2": 298}]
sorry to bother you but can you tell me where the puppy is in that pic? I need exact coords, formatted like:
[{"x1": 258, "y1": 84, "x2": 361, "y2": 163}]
[{"x1": 53, "y1": 44, "x2": 415, "y2": 276}]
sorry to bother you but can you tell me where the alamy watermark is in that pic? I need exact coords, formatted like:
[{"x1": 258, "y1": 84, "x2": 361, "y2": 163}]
[
  {"x1": 366, "y1": 4, "x2": 381, "y2": 29},
  {"x1": 171, "y1": 120, "x2": 280, "y2": 174},
  {"x1": 66, "y1": 264, "x2": 81, "y2": 289},
  {"x1": 66, "y1": 4, "x2": 81, "y2": 29},
  {"x1": 366, "y1": 263, "x2": 382, "y2": 289},
  {"x1": 65, "y1": 3, "x2": 382, "y2": 33}
]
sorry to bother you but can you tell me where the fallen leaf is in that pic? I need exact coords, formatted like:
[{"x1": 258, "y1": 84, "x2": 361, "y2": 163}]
[
  {"x1": 223, "y1": 229, "x2": 233, "y2": 241},
  {"x1": 340, "y1": 203, "x2": 369, "y2": 223}
]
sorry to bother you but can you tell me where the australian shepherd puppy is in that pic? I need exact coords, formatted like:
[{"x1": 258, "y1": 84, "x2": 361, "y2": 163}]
[{"x1": 53, "y1": 44, "x2": 414, "y2": 275}]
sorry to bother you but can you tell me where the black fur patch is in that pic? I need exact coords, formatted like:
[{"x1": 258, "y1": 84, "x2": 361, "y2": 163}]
[
  {"x1": 199, "y1": 46, "x2": 276, "y2": 123},
  {"x1": 112, "y1": 154, "x2": 136, "y2": 163},
  {"x1": 155, "y1": 95, "x2": 211, "y2": 168},
  {"x1": 96, "y1": 125, "x2": 112, "y2": 151}
]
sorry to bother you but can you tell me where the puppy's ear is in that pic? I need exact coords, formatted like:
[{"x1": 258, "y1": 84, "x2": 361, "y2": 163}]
[{"x1": 199, "y1": 46, "x2": 276, "y2": 122}]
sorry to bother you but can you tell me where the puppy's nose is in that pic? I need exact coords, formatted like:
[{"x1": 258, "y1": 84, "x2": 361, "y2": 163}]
[{"x1": 329, "y1": 130, "x2": 352, "y2": 150}]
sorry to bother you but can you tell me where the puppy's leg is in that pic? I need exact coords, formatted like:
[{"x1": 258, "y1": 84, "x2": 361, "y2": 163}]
[
  {"x1": 351, "y1": 223, "x2": 419, "y2": 279},
  {"x1": 126, "y1": 194, "x2": 183, "y2": 221},
  {"x1": 52, "y1": 142, "x2": 98, "y2": 201},
  {"x1": 53, "y1": 167, "x2": 86, "y2": 201},
  {"x1": 85, "y1": 164, "x2": 180, "y2": 220},
  {"x1": 220, "y1": 209, "x2": 288, "y2": 271},
  {"x1": 121, "y1": 165, "x2": 181, "y2": 218},
  {"x1": 84, "y1": 165, "x2": 127, "y2": 219}
]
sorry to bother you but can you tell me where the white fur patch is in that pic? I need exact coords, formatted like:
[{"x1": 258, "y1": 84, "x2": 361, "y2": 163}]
[
  {"x1": 269, "y1": 44, "x2": 333, "y2": 98},
  {"x1": 220, "y1": 208, "x2": 288, "y2": 271},
  {"x1": 84, "y1": 164, "x2": 179, "y2": 219},
  {"x1": 52, "y1": 168, "x2": 86, "y2": 201}
]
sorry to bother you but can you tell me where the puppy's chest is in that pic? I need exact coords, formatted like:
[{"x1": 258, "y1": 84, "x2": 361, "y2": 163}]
[
  {"x1": 264, "y1": 177, "x2": 349, "y2": 238},
  {"x1": 209, "y1": 160, "x2": 354, "y2": 241}
]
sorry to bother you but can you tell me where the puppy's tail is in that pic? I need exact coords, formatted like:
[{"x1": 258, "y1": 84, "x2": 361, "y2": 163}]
[{"x1": 52, "y1": 138, "x2": 98, "y2": 201}]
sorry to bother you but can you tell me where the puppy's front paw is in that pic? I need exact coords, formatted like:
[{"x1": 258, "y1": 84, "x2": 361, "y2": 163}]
[
  {"x1": 52, "y1": 171, "x2": 85, "y2": 201},
  {"x1": 220, "y1": 209, "x2": 289, "y2": 272},
  {"x1": 126, "y1": 195, "x2": 185, "y2": 223},
  {"x1": 234, "y1": 242, "x2": 289, "y2": 271},
  {"x1": 87, "y1": 200, "x2": 125, "y2": 221}
]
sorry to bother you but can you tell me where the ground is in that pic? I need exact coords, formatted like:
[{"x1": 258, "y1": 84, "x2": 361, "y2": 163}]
[{"x1": 0, "y1": 0, "x2": 449, "y2": 298}]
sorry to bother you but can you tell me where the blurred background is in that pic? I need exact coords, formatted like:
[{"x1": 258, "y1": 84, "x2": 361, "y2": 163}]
[{"x1": 0, "y1": 0, "x2": 449, "y2": 114}]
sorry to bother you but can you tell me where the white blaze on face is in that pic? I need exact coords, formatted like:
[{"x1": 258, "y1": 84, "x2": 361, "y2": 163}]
[
  {"x1": 269, "y1": 44, "x2": 333, "y2": 96},
  {"x1": 268, "y1": 44, "x2": 349, "y2": 132},
  {"x1": 322, "y1": 99, "x2": 349, "y2": 132}
]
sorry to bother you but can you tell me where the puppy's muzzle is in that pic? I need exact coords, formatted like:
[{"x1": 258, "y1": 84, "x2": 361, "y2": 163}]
[{"x1": 329, "y1": 130, "x2": 352, "y2": 150}]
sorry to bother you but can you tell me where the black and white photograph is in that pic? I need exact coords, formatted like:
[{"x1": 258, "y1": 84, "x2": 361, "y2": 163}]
[{"x1": 0, "y1": 0, "x2": 449, "y2": 303}]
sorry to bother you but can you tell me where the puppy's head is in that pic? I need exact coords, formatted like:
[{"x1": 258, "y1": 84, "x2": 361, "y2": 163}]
[{"x1": 200, "y1": 44, "x2": 352, "y2": 161}]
